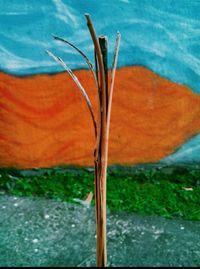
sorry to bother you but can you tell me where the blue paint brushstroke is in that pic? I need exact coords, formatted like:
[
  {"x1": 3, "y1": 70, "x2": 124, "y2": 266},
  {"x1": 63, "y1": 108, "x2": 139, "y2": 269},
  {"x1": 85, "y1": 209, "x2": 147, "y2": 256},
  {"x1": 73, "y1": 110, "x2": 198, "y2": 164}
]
[
  {"x1": 161, "y1": 133, "x2": 200, "y2": 165},
  {"x1": 0, "y1": 0, "x2": 200, "y2": 93}
]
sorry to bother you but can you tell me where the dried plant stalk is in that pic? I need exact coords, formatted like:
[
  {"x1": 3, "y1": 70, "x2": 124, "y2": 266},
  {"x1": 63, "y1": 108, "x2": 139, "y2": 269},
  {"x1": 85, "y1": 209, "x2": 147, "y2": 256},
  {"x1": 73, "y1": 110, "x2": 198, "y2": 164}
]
[
  {"x1": 85, "y1": 14, "x2": 108, "y2": 267},
  {"x1": 107, "y1": 32, "x2": 121, "y2": 128},
  {"x1": 47, "y1": 14, "x2": 120, "y2": 267}
]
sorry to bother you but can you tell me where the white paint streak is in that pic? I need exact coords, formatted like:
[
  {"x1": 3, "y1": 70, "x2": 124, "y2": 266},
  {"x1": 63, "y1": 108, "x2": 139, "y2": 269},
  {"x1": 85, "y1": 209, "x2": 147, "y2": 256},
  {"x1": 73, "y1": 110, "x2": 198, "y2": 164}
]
[{"x1": 52, "y1": 0, "x2": 78, "y2": 25}]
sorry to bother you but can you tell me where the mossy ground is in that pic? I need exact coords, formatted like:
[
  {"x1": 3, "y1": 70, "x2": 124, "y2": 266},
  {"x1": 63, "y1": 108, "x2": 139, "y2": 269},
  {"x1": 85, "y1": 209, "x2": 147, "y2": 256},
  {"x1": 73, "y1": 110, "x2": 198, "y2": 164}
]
[{"x1": 0, "y1": 166, "x2": 200, "y2": 220}]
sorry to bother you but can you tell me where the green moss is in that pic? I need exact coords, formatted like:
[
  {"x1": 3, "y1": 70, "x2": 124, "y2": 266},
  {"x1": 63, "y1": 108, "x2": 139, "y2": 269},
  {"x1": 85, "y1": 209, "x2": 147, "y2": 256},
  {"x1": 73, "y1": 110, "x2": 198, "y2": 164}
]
[{"x1": 0, "y1": 167, "x2": 200, "y2": 220}]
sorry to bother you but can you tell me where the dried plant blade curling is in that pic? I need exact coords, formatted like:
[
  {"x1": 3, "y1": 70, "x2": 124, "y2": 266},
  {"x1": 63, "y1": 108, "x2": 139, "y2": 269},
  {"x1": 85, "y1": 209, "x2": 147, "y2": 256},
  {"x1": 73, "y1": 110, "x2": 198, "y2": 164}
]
[
  {"x1": 52, "y1": 34, "x2": 99, "y2": 91},
  {"x1": 46, "y1": 50, "x2": 97, "y2": 138}
]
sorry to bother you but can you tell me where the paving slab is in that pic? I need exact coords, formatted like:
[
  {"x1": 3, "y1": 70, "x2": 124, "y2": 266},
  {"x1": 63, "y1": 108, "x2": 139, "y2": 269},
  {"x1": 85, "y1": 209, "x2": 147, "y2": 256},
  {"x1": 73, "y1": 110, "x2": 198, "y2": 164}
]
[{"x1": 0, "y1": 195, "x2": 200, "y2": 267}]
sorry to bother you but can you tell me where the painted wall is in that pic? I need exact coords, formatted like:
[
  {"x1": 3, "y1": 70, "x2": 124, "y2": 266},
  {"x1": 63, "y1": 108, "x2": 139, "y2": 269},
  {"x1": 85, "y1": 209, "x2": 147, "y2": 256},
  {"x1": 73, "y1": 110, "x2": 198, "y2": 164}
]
[{"x1": 1, "y1": 0, "x2": 200, "y2": 168}]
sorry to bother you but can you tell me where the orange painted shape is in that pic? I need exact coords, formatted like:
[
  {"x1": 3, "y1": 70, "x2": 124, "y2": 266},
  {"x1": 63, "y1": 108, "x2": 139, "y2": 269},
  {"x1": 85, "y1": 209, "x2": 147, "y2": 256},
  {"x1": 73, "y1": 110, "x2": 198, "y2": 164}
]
[{"x1": 0, "y1": 66, "x2": 200, "y2": 169}]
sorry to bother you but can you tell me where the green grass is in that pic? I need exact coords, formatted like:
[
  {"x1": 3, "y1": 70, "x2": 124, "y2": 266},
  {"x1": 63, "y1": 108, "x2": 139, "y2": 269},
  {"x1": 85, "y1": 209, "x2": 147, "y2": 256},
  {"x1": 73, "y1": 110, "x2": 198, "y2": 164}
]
[{"x1": 0, "y1": 167, "x2": 200, "y2": 220}]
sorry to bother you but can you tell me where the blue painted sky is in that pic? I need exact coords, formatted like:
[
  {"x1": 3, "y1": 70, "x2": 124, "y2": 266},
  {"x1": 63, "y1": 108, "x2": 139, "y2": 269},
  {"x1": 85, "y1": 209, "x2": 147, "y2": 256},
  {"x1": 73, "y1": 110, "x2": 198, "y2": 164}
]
[
  {"x1": 1, "y1": 0, "x2": 200, "y2": 93},
  {"x1": 161, "y1": 132, "x2": 200, "y2": 165}
]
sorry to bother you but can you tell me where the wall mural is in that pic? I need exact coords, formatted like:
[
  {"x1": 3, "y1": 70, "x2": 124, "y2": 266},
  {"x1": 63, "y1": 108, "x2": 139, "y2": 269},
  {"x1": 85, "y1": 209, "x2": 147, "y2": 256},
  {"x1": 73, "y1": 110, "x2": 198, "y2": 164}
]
[{"x1": 1, "y1": 0, "x2": 200, "y2": 169}]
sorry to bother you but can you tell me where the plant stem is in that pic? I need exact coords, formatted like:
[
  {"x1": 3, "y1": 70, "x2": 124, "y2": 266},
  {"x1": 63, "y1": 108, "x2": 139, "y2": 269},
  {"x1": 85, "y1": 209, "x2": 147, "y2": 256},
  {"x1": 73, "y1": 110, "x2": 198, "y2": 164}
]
[
  {"x1": 98, "y1": 36, "x2": 108, "y2": 267},
  {"x1": 85, "y1": 14, "x2": 107, "y2": 267}
]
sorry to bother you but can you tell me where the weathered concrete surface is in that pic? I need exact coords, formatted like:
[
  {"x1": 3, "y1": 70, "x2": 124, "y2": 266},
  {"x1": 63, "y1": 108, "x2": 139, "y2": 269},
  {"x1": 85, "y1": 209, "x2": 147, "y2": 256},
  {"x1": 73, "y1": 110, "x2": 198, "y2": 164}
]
[{"x1": 0, "y1": 195, "x2": 200, "y2": 267}]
